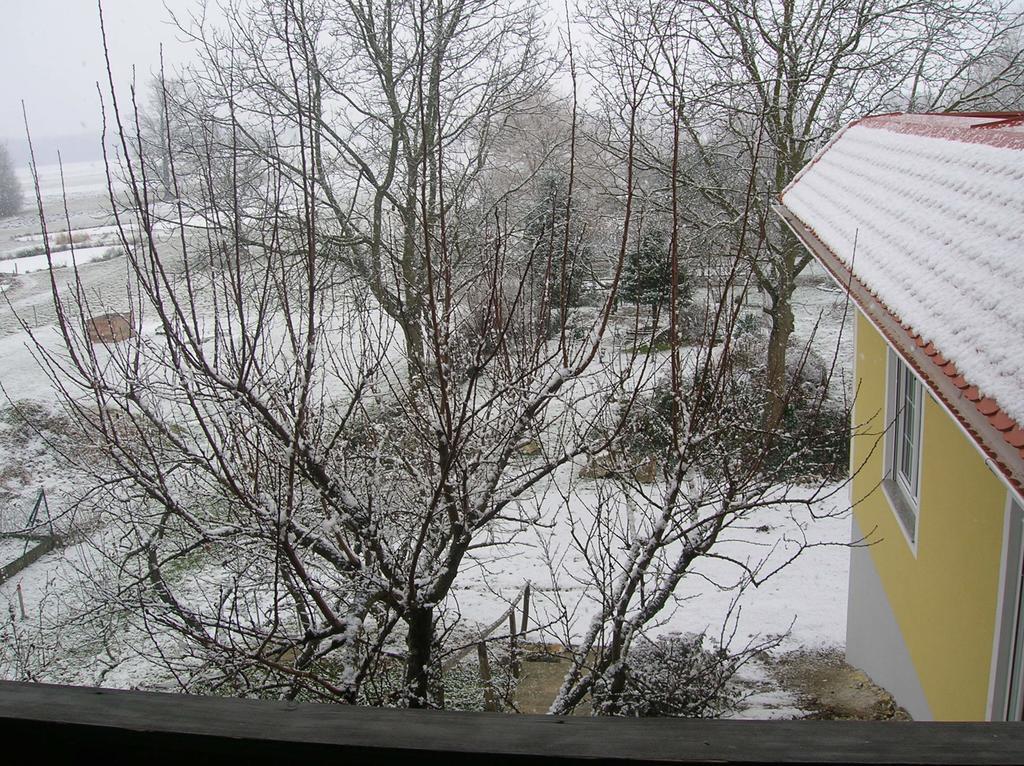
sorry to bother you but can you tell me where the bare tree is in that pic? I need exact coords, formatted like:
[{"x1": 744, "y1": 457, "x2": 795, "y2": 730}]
[
  {"x1": 160, "y1": 0, "x2": 556, "y2": 380},
  {"x1": 134, "y1": 76, "x2": 177, "y2": 200},
  {"x1": 20, "y1": 0, "x2": 633, "y2": 708},
  {"x1": 14, "y1": 0, "x2": 859, "y2": 714},
  {"x1": 583, "y1": 0, "x2": 1024, "y2": 426},
  {"x1": 528, "y1": 6, "x2": 860, "y2": 715}
]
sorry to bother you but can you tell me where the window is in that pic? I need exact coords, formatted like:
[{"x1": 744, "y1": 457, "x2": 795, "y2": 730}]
[
  {"x1": 893, "y1": 356, "x2": 923, "y2": 500},
  {"x1": 993, "y1": 498, "x2": 1024, "y2": 720},
  {"x1": 886, "y1": 350, "x2": 924, "y2": 540}
]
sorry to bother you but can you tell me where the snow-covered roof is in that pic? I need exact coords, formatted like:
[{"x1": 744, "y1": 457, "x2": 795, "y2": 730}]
[
  {"x1": 781, "y1": 113, "x2": 1024, "y2": 428},
  {"x1": 777, "y1": 113, "x2": 1024, "y2": 494}
]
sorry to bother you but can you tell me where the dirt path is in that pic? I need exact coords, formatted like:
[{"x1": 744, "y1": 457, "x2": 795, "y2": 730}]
[
  {"x1": 513, "y1": 646, "x2": 590, "y2": 715},
  {"x1": 769, "y1": 648, "x2": 909, "y2": 720}
]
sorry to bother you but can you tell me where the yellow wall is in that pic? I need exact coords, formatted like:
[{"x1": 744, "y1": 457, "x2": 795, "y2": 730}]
[{"x1": 851, "y1": 310, "x2": 1007, "y2": 720}]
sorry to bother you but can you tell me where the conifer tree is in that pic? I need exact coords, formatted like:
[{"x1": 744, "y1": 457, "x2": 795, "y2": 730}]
[
  {"x1": 621, "y1": 228, "x2": 688, "y2": 313},
  {"x1": 0, "y1": 144, "x2": 23, "y2": 219}
]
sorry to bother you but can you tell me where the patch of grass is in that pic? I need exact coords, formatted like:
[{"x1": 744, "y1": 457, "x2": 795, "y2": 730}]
[
  {"x1": 94, "y1": 247, "x2": 125, "y2": 263},
  {"x1": 53, "y1": 230, "x2": 91, "y2": 247},
  {"x1": 0, "y1": 401, "x2": 80, "y2": 448}
]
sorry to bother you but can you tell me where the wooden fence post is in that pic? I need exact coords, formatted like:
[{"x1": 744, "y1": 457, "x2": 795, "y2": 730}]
[
  {"x1": 16, "y1": 582, "x2": 26, "y2": 620},
  {"x1": 509, "y1": 611, "x2": 520, "y2": 679},
  {"x1": 477, "y1": 643, "x2": 497, "y2": 712},
  {"x1": 520, "y1": 583, "x2": 530, "y2": 637}
]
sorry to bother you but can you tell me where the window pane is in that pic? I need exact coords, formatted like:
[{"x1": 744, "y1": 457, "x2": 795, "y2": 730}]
[{"x1": 893, "y1": 358, "x2": 921, "y2": 500}]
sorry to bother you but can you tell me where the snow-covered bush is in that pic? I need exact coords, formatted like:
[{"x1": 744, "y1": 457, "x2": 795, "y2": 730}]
[
  {"x1": 616, "y1": 385, "x2": 675, "y2": 460},
  {"x1": 592, "y1": 633, "x2": 738, "y2": 718},
  {"x1": 768, "y1": 383, "x2": 850, "y2": 482},
  {"x1": 752, "y1": 350, "x2": 850, "y2": 482},
  {"x1": 619, "y1": 228, "x2": 692, "y2": 313}
]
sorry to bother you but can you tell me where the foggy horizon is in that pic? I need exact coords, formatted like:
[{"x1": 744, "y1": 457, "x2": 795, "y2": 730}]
[{"x1": 2, "y1": 1, "x2": 199, "y2": 160}]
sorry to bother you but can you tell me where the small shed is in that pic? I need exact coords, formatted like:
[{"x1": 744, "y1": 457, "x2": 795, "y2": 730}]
[{"x1": 86, "y1": 312, "x2": 134, "y2": 344}]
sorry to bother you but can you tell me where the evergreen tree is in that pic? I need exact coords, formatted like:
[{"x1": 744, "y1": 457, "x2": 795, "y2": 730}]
[
  {"x1": 621, "y1": 228, "x2": 688, "y2": 312},
  {"x1": 0, "y1": 144, "x2": 23, "y2": 219}
]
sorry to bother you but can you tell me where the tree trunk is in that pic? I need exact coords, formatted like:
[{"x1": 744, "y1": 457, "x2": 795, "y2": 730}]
[
  {"x1": 402, "y1": 312, "x2": 427, "y2": 386},
  {"x1": 595, "y1": 650, "x2": 628, "y2": 715},
  {"x1": 765, "y1": 290, "x2": 794, "y2": 430},
  {"x1": 404, "y1": 606, "x2": 435, "y2": 709}
]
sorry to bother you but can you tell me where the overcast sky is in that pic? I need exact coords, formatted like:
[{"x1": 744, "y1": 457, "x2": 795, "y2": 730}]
[
  {"x1": 2, "y1": 0, "x2": 572, "y2": 162},
  {"x1": 2, "y1": 1, "x2": 201, "y2": 146}
]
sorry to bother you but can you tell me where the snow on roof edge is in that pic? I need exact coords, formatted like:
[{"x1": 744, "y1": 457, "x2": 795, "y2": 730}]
[{"x1": 779, "y1": 113, "x2": 1024, "y2": 429}]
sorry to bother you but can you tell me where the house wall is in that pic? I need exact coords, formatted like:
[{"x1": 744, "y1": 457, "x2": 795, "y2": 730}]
[{"x1": 848, "y1": 310, "x2": 1007, "y2": 720}]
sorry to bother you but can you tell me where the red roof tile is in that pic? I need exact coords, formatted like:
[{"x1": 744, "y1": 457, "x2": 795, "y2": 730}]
[
  {"x1": 979, "y1": 398, "x2": 1001, "y2": 416},
  {"x1": 860, "y1": 112, "x2": 1024, "y2": 150},
  {"x1": 991, "y1": 411, "x2": 1016, "y2": 432}
]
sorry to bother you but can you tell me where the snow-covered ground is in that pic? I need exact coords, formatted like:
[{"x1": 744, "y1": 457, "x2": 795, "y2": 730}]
[
  {"x1": 0, "y1": 160, "x2": 856, "y2": 717},
  {"x1": 9, "y1": 160, "x2": 121, "y2": 209},
  {"x1": 0, "y1": 537, "x2": 36, "y2": 567},
  {"x1": 453, "y1": 477, "x2": 850, "y2": 653},
  {"x1": 0, "y1": 245, "x2": 115, "y2": 275}
]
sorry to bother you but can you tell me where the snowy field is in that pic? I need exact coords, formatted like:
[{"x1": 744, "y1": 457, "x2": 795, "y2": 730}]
[
  {"x1": 0, "y1": 537, "x2": 36, "y2": 568},
  {"x1": 0, "y1": 245, "x2": 115, "y2": 275},
  {"x1": 0, "y1": 160, "x2": 856, "y2": 717}
]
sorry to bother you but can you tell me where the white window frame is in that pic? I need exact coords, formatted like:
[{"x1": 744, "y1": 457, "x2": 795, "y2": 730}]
[
  {"x1": 884, "y1": 349, "x2": 925, "y2": 545},
  {"x1": 991, "y1": 496, "x2": 1024, "y2": 719}
]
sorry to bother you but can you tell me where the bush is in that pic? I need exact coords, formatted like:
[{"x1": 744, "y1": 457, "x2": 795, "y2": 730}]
[
  {"x1": 617, "y1": 384, "x2": 676, "y2": 459},
  {"x1": 620, "y1": 228, "x2": 691, "y2": 311},
  {"x1": 614, "y1": 349, "x2": 850, "y2": 483},
  {"x1": 354, "y1": 644, "x2": 517, "y2": 711},
  {"x1": 593, "y1": 633, "x2": 738, "y2": 717},
  {"x1": 766, "y1": 377, "x2": 850, "y2": 482},
  {"x1": 53, "y1": 231, "x2": 91, "y2": 247}
]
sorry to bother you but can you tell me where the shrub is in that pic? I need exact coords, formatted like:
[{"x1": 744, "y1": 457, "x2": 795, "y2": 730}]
[
  {"x1": 96, "y1": 247, "x2": 125, "y2": 263},
  {"x1": 617, "y1": 384, "x2": 676, "y2": 459},
  {"x1": 614, "y1": 349, "x2": 850, "y2": 483},
  {"x1": 620, "y1": 228, "x2": 692, "y2": 312},
  {"x1": 53, "y1": 231, "x2": 91, "y2": 247},
  {"x1": 593, "y1": 632, "x2": 738, "y2": 717},
  {"x1": 355, "y1": 643, "x2": 516, "y2": 711},
  {"x1": 3, "y1": 243, "x2": 48, "y2": 261},
  {"x1": 766, "y1": 380, "x2": 850, "y2": 482}
]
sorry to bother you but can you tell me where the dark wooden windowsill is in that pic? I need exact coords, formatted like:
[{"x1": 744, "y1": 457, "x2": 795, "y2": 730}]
[{"x1": 1, "y1": 680, "x2": 1023, "y2": 764}]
